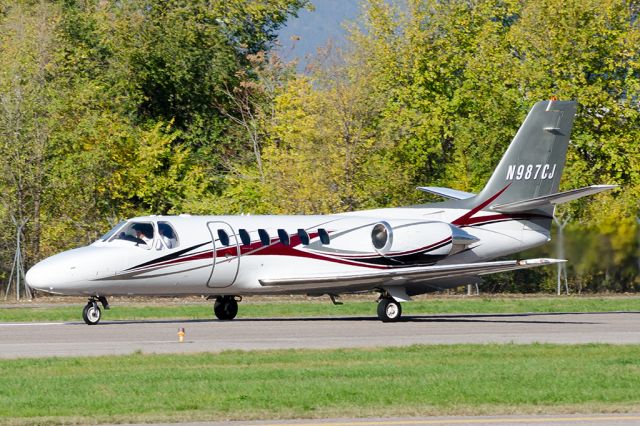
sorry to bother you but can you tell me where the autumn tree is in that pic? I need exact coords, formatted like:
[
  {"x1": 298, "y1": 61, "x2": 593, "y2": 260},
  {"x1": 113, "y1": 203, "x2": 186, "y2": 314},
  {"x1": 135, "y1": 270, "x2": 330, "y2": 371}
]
[
  {"x1": 0, "y1": 0, "x2": 309, "y2": 295},
  {"x1": 0, "y1": 1, "x2": 60, "y2": 296}
]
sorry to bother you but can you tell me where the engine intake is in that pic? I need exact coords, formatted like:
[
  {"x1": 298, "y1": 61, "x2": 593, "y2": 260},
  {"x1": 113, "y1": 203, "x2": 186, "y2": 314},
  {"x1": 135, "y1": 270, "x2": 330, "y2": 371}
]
[
  {"x1": 371, "y1": 221, "x2": 393, "y2": 253},
  {"x1": 370, "y1": 221, "x2": 478, "y2": 262}
]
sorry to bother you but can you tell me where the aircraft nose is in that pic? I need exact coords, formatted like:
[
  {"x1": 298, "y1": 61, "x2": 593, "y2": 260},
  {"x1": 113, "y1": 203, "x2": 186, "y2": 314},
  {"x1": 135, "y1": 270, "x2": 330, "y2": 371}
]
[
  {"x1": 25, "y1": 247, "x2": 95, "y2": 294},
  {"x1": 24, "y1": 264, "x2": 45, "y2": 290},
  {"x1": 26, "y1": 260, "x2": 57, "y2": 292}
]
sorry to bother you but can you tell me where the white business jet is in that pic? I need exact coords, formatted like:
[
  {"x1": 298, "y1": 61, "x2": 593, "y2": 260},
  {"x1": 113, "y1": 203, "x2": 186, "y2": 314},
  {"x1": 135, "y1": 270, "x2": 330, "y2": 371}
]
[{"x1": 26, "y1": 100, "x2": 615, "y2": 324}]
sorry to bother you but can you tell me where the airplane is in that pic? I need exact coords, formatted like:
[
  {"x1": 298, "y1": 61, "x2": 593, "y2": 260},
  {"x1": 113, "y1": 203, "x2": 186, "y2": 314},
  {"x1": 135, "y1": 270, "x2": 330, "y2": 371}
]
[{"x1": 26, "y1": 100, "x2": 616, "y2": 324}]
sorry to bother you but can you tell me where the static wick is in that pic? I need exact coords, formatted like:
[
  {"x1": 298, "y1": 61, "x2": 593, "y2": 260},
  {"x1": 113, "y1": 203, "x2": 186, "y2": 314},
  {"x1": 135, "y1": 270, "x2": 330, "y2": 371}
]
[{"x1": 178, "y1": 327, "x2": 185, "y2": 343}]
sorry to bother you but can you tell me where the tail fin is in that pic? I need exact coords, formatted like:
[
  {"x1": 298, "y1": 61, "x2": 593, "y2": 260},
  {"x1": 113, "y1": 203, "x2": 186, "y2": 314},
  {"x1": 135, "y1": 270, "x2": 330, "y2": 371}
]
[{"x1": 475, "y1": 100, "x2": 577, "y2": 209}]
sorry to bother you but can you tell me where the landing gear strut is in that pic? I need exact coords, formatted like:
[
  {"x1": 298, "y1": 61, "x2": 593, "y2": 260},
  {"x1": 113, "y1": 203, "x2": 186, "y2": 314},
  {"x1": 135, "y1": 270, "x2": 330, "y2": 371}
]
[
  {"x1": 377, "y1": 297, "x2": 402, "y2": 322},
  {"x1": 213, "y1": 296, "x2": 239, "y2": 320},
  {"x1": 82, "y1": 296, "x2": 109, "y2": 325}
]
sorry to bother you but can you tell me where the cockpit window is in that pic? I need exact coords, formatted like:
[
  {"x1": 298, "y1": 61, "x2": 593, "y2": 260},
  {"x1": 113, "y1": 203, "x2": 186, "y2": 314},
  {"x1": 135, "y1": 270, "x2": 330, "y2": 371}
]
[
  {"x1": 158, "y1": 221, "x2": 179, "y2": 249},
  {"x1": 100, "y1": 220, "x2": 126, "y2": 241},
  {"x1": 110, "y1": 222, "x2": 154, "y2": 247}
]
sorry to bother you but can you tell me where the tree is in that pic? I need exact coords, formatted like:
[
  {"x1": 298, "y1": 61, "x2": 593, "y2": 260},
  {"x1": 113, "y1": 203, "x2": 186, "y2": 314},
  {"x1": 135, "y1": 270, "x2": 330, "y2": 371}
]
[
  {"x1": 0, "y1": 1, "x2": 60, "y2": 297},
  {"x1": 0, "y1": 0, "x2": 310, "y2": 280},
  {"x1": 253, "y1": 0, "x2": 639, "y2": 291}
]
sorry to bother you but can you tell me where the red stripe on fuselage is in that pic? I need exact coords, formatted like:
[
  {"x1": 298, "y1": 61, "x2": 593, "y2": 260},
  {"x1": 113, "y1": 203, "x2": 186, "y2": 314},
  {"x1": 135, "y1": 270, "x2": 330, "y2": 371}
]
[{"x1": 452, "y1": 185, "x2": 511, "y2": 227}]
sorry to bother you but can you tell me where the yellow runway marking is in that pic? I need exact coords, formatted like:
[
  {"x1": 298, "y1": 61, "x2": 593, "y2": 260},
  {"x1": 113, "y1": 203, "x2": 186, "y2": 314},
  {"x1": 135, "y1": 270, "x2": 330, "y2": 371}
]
[{"x1": 261, "y1": 415, "x2": 640, "y2": 426}]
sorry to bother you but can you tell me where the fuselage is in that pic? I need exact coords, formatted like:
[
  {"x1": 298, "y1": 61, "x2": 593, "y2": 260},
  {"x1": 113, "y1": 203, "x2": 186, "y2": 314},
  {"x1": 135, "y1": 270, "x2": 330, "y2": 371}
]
[{"x1": 25, "y1": 203, "x2": 551, "y2": 298}]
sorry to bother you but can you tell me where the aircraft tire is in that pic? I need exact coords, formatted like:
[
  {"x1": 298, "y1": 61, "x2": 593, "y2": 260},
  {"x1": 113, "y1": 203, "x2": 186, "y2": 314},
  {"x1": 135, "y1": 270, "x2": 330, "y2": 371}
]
[
  {"x1": 377, "y1": 298, "x2": 402, "y2": 322},
  {"x1": 82, "y1": 302, "x2": 101, "y2": 325},
  {"x1": 213, "y1": 296, "x2": 238, "y2": 321}
]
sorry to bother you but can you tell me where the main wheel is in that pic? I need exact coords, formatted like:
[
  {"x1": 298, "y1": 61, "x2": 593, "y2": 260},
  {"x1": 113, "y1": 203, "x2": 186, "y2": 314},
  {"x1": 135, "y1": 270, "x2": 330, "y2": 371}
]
[
  {"x1": 82, "y1": 303, "x2": 101, "y2": 325},
  {"x1": 213, "y1": 296, "x2": 238, "y2": 320},
  {"x1": 377, "y1": 298, "x2": 402, "y2": 322}
]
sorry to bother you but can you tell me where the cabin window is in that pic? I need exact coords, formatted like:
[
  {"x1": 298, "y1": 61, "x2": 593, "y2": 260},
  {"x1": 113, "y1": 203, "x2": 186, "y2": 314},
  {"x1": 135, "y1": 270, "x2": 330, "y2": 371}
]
[
  {"x1": 217, "y1": 229, "x2": 230, "y2": 246},
  {"x1": 318, "y1": 228, "x2": 330, "y2": 245},
  {"x1": 258, "y1": 229, "x2": 270, "y2": 246},
  {"x1": 100, "y1": 220, "x2": 126, "y2": 241},
  {"x1": 297, "y1": 229, "x2": 310, "y2": 245},
  {"x1": 239, "y1": 229, "x2": 251, "y2": 246},
  {"x1": 277, "y1": 229, "x2": 290, "y2": 246},
  {"x1": 158, "y1": 221, "x2": 179, "y2": 249},
  {"x1": 111, "y1": 221, "x2": 154, "y2": 248}
]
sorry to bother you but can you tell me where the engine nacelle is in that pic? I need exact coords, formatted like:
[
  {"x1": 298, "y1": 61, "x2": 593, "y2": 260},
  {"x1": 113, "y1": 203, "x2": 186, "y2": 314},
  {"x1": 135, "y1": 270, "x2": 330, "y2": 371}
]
[{"x1": 370, "y1": 220, "x2": 477, "y2": 264}]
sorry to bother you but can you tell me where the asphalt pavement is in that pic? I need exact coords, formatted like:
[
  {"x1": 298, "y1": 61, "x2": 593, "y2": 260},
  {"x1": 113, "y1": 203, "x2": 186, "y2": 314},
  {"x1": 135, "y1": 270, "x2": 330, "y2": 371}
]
[{"x1": 0, "y1": 311, "x2": 638, "y2": 358}]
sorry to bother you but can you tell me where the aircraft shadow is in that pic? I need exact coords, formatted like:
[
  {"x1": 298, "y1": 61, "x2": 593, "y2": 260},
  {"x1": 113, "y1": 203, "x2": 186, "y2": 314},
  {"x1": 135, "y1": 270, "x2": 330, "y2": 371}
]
[
  {"x1": 84, "y1": 311, "x2": 640, "y2": 326},
  {"x1": 232, "y1": 312, "x2": 599, "y2": 325}
]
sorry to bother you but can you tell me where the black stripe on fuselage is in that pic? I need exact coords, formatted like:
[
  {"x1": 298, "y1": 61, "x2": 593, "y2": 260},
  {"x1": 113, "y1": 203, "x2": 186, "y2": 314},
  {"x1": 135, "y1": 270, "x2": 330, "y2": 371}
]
[{"x1": 126, "y1": 241, "x2": 210, "y2": 271}]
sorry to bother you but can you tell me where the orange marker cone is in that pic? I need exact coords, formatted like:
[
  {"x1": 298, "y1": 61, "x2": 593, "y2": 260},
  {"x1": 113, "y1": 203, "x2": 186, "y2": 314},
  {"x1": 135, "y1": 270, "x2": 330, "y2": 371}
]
[{"x1": 178, "y1": 327, "x2": 185, "y2": 343}]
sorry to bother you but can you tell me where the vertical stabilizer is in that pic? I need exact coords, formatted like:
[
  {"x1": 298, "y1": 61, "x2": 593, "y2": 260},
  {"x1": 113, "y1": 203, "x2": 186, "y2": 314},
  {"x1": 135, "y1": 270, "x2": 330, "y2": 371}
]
[{"x1": 475, "y1": 100, "x2": 576, "y2": 209}]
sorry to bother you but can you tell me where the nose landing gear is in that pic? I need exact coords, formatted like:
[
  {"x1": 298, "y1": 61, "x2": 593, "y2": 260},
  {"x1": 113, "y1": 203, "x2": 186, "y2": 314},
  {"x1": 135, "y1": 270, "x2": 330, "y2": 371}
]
[
  {"x1": 213, "y1": 295, "x2": 240, "y2": 320},
  {"x1": 82, "y1": 296, "x2": 109, "y2": 325}
]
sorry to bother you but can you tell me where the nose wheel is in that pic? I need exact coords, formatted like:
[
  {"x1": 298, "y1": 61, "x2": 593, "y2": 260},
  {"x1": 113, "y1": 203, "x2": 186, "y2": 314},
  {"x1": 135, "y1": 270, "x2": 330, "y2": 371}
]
[
  {"x1": 82, "y1": 301, "x2": 101, "y2": 325},
  {"x1": 82, "y1": 296, "x2": 109, "y2": 325},
  {"x1": 377, "y1": 297, "x2": 402, "y2": 322},
  {"x1": 213, "y1": 296, "x2": 239, "y2": 320}
]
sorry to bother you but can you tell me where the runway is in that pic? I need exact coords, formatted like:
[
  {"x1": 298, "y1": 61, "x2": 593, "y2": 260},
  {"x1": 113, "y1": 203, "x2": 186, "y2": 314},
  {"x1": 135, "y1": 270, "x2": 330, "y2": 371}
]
[{"x1": 0, "y1": 311, "x2": 638, "y2": 358}]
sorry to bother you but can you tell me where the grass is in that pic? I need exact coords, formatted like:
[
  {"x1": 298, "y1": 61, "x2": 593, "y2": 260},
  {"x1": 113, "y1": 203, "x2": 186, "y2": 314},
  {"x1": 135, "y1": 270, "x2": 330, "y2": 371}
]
[
  {"x1": 0, "y1": 344, "x2": 639, "y2": 424},
  {"x1": 0, "y1": 295, "x2": 638, "y2": 322}
]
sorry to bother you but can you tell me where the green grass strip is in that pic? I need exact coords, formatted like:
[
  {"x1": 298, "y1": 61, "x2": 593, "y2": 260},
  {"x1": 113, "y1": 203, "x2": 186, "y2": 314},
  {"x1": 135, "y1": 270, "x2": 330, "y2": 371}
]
[
  {"x1": 1, "y1": 344, "x2": 639, "y2": 424},
  {"x1": 0, "y1": 296, "x2": 638, "y2": 322}
]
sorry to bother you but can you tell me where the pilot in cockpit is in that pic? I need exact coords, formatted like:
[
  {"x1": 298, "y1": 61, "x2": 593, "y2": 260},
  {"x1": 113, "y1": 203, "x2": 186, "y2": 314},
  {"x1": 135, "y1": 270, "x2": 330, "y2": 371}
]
[
  {"x1": 158, "y1": 223, "x2": 177, "y2": 248},
  {"x1": 133, "y1": 224, "x2": 153, "y2": 245}
]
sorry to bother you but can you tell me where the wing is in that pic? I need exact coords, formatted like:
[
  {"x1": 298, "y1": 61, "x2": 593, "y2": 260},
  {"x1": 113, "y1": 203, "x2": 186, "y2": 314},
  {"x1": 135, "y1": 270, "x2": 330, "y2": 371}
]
[{"x1": 259, "y1": 258, "x2": 564, "y2": 293}]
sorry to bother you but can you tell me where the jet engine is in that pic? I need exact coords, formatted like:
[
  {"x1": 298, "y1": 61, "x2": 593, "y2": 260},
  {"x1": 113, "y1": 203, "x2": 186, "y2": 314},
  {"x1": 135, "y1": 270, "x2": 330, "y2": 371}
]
[{"x1": 370, "y1": 220, "x2": 477, "y2": 263}]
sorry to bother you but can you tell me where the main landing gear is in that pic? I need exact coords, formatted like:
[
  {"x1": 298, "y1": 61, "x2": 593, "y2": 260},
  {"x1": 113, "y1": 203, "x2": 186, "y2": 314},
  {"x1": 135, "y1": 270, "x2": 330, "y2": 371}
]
[
  {"x1": 213, "y1": 295, "x2": 240, "y2": 320},
  {"x1": 82, "y1": 296, "x2": 110, "y2": 325},
  {"x1": 377, "y1": 296, "x2": 402, "y2": 322}
]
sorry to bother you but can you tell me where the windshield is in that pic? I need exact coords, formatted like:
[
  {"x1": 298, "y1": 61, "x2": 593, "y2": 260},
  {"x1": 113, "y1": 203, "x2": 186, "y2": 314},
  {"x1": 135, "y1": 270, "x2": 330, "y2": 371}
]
[{"x1": 100, "y1": 220, "x2": 126, "y2": 242}]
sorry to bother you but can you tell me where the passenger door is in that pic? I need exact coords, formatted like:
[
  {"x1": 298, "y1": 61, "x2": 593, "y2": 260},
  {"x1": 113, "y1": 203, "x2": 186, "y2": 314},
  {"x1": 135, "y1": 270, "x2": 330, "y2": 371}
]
[{"x1": 206, "y1": 221, "x2": 240, "y2": 288}]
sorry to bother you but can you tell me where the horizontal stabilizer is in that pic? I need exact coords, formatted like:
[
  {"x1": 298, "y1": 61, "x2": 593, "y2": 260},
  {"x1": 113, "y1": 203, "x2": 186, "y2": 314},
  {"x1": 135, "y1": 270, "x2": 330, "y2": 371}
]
[
  {"x1": 490, "y1": 185, "x2": 617, "y2": 213},
  {"x1": 259, "y1": 258, "x2": 564, "y2": 292},
  {"x1": 417, "y1": 186, "x2": 475, "y2": 200}
]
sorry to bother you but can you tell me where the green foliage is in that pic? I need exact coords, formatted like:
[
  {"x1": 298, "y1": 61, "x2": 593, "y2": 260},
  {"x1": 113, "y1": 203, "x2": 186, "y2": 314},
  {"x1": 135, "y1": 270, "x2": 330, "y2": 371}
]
[
  {"x1": 0, "y1": 1, "x2": 59, "y2": 269},
  {"x1": 347, "y1": 0, "x2": 639, "y2": 290},
  {"x1": 348, "y1": 0, "x2": 640, "y2": 198},
  {"x1": 219, "y1": 0, "x2": 639, "y2": 291},
  {"x1": 0, "y1": 0, "x2": 309, "y2": 290},
  {"x1": 564, "y1": 188, "x2": 640, "y2": 292}
]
